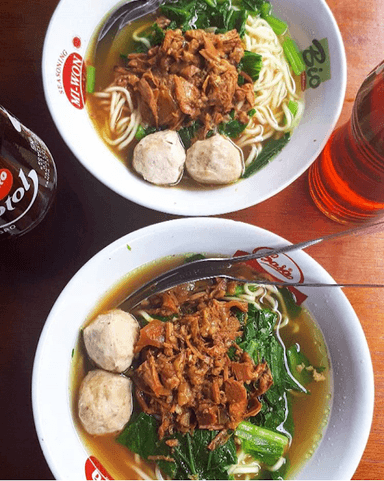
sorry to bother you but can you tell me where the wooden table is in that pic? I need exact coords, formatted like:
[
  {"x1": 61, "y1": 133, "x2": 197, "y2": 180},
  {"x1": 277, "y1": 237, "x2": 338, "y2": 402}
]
[{"x1": 1, "y1": 0, "x2": 383, "y2": 479}]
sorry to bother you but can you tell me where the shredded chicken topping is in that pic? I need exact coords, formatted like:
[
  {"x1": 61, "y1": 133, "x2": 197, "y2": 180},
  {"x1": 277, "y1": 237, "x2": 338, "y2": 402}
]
[
  {"x1": 133, "y1": 278, "x2": 273, "y2": 444},
  {"x1": 114, "y1": 28, "x2": 255, "y2": 134}
]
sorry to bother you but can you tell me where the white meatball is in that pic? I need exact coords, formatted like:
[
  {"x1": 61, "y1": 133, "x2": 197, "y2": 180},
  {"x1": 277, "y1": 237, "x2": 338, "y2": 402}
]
[
  {"x1": 78, "y1": 370, "x2": 133, "y2": 435},
  {"x1": 186, "y1": 134, "x2": 244, "y2": 184},
  {"x1": 133, "y1": 130, "x2": 186, "y2": 185},
  {"x1": 83, "y1": 309, "x2": 140, "y2": 373}
]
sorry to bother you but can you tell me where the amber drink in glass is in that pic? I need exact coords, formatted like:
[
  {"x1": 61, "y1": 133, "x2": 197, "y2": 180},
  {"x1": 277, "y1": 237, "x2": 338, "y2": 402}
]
[{"x1": 309, "y1": 60, "x2": 384, "y2": 224}]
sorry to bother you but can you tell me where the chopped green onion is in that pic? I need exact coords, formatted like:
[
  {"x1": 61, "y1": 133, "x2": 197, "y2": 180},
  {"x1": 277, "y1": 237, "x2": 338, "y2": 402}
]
[
  {"x1": 264, "y1": 14, "x2": 288, "y2": 35},
  {"x1": 235, "y1": 421, "x2": 289, "y2": 466},
  {"x1": 288, "y1": 100, "x2": 299, "y2": 117},
  {"x1": 135, "y1": 125, "x2": 146, "y2": 141},
  {"x1": 86, "y1": 65, "x2": 96, "y2": 94},
  {"x1": 135, "y1": 125, "x2": 157, "y2": 141},
  {"x1": 282, "y1": 38, "x2": 306, "y2": 75},
  {"x1": 248, "y1": 108, "x2": 256, "y2": 117},
  {"x1": 260, "y1": 1, "x2": 272, "y2": 16},
  {"x1": 185, "y1": 253, "x2": 206, "y2": 263},
  {"x1": 286, "y1": 100, "x2": 304, "y2": 129},
  {"x1": 203, "y1": 0, "x2": 217, "y2": 6}
]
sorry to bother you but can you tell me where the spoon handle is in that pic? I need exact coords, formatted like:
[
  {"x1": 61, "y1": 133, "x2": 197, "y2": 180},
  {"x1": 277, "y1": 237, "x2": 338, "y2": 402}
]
[
  {"x1": 223, "y1": 279, "x2": 384, "y2": 288},
  {"x1": 121, "y1": 219, "x2": 384, "y2": 309},
  {"x1": 227, "y1": 218, "x2": 384, "y2": 266}
]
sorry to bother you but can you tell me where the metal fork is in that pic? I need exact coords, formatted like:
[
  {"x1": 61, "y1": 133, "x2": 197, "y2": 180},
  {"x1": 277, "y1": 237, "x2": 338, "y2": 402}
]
[{"x1": 119, "y1": 219, "x2": 384, "y2": 310}]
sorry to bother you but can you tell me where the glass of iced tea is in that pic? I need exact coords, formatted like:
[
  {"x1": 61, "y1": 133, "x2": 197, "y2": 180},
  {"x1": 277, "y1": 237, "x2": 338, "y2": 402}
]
[{"x1": 309, "y1": 60, "x2": 384, "y2": 224}]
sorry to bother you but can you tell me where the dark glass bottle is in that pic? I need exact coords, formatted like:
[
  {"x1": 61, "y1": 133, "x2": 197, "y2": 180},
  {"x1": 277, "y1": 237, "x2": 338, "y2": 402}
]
[{"x1": 0, "y1": 105, "x2": 57, "y2": 240}]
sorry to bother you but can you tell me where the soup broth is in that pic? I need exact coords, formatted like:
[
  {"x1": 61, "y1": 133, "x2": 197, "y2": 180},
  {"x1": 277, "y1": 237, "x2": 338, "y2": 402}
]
[
  {"x1": 70, "y1": 254, "x2": 331, "y2": 480},
  {"x1": 85, "y1": 0, "x2": 305, "y2": 188}
]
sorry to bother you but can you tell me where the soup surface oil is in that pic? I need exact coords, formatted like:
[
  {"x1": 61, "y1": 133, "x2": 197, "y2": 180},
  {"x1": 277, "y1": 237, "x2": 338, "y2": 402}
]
[
  {"x1": 85, "y1": 13, "x2": 304, "y2": 190},
  {"x1": 71, "y1": 255, "x2": 331, "y2": 480}
]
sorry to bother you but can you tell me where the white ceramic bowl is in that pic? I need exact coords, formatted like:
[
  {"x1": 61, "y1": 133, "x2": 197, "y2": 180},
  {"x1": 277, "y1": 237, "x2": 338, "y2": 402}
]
[
  {"x1": 42, "y1": 0, "x2": 346, "y2": 216},
  {"x1": 33, "y1": 218, "x2": 373, "y2": 480}
]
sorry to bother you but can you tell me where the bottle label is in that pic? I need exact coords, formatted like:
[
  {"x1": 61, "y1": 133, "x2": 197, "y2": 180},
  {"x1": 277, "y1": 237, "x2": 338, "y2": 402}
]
[
  {"x1": 0, "y1": 168, "x2": 39, "y2": 235},
  {"x1": 0, "y1": 168, "x2": 13, "y2": 200},
  {"x1": 0, "y1": 105, "x2": 57, "y2": 239}
]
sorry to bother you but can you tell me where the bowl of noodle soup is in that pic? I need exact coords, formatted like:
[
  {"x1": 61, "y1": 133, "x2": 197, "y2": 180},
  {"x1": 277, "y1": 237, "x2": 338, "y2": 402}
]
[
  {"x1": 43, "y1": 0, "x2": 346, "y2": 215},
  {"x1": 32, "y1": 218, "x2": 374, "y2": 479}
]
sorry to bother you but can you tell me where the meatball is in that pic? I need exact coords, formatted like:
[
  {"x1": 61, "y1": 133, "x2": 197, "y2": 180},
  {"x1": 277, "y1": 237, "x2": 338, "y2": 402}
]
[
  {"x1": 132, "y1": 130, "x2": 186, "y2": 185},
  {"x1": 78, "y1": 369, "x2": 133, "y2": 435},
  {"x1": 186, "y1": 134, "x2": 244, "y2": 184},
  {"x1": 83, "y1": 309, "x2": 140, "y2": 373}
]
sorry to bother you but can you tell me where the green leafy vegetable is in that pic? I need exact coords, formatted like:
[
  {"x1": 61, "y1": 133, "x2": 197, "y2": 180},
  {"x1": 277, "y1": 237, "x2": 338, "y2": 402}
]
[
  {"x1": 237, "y1": 305, "x2": 306, "y2": 392},
  {"x1": 278, "y1": 287, "x2": 302, "y2": 318},
  {"x1": 117, "y1": 412, "x2": 176, "y2": 477},
  {"x1": 117, "y1": 413, "x2": 237, "y2": 480},
  {"x1": 237, "y1": 74, "x2": 245, "y2": 85},
  {"x1": 160, "y1": 0, "x2": 248, "y2": 36},
  {"x1": 151, "y1": 22, "x2": 167, "y2": 45},
  {"x1": 287, "y1": 344, "x2": 325, "y2": 386},
  {"x1": 242, "y1": 132, "x2": 290, "y2": 178},
  {"x1": 218, "y1": 119, "x2": 247, "y2": 138},
  {"x1": 256, "y1": 384, "x2": 294, "y2": 436},
  {"x1": 178, "y1": 121, "x2": 203, "y2": 148},
  {"x1": 135, "y1": 124, "x2": 157, "y2": 141},
  {"x1": 286, "y1": 344, "x2": 313, "y2": 385},
  {"x1": 241, "y1": 0, "x2": 268, "y2": 13},
  {"x1": 238, "y1": 51, "x2": 263, "y2": 81},
  {"x1": 282, "y1": 38, "x2": 306, "y2": 75},
  {"x1": 232, "y1": 305, "x2": 304, "y2": 446},
  {"x1": 171, "y1": 430, "x2": 237, "y2": 479},
  {"x1": 271, "y1": 457, "x2": 290, "y2": 480},
  {"x1": 235, "y1": 420, "x2": 289, "y2": 466}
]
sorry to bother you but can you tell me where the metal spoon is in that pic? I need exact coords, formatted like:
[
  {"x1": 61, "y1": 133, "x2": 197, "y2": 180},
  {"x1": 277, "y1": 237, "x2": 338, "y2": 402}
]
[
  {"x1": 97, "y1": 0, "x2": 165, "y2": 42},
  {"x1": 119, "y1": 219, "x2": 384, "y2": 310}
]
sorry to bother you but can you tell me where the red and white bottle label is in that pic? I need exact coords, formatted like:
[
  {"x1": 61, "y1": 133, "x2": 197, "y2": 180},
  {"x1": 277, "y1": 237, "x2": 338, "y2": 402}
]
[{"x1": 0, "y1": 169, "x2": 13, "y2": 201}]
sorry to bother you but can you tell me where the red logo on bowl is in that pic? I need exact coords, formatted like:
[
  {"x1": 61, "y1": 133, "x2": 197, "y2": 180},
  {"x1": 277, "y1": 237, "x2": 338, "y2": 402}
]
[
  {"x1": 85, "y1": 456, "x2": 114, "y2": 480},
  {"x1": 73, "y1": 36, "x2": 81, "y2": 49},
  {"x1": 255, "y1": 248, "x2": 304, "y2": 283},
  {"x1": 62, "y1": 52, "x2": 86, "y2": 109},
  {"x1": 235, "y1": 248, "x2": 308, "y2": 305}
]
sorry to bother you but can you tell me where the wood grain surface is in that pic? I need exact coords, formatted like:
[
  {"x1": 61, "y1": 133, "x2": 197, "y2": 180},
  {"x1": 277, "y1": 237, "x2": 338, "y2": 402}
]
[{"x1": 1, "y1": 0, "x2": 383, "y2": 479}]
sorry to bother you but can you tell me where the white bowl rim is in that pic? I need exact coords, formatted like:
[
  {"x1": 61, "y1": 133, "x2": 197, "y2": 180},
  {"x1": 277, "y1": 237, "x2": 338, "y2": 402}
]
[
  {"x1": 41, "y1": 0, "x2": 347, "y2": 216},
  {"x1": 32, "y1": 217, "x2": 374, "y2": 480}
]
